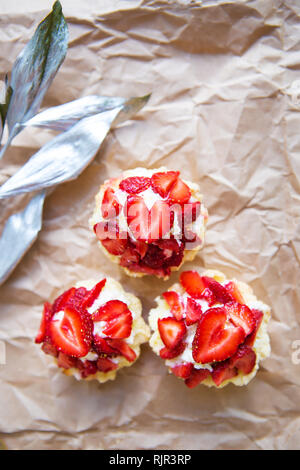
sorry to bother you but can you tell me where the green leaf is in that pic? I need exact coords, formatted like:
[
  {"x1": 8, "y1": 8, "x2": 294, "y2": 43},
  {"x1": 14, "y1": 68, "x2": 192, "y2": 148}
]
[{"x1": 6, "y1": 1, "x2": 68, "y2": 137}]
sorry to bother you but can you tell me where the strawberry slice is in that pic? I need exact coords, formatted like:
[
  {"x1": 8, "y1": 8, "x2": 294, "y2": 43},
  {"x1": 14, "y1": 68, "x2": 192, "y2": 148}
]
[
  {"x1": 225, "y1": 302, "x2": 256, "y2": 336},
  {"x1": 119, "y1": 176, "x2": 151, "y2": 194},
  {"x1": 192, "y1": 307, "x2": 245, "y2": 364},
  {"x1": 171, "y1": 363, "x2": 194, "y2": 379},
  {"x1": 244, "y1": 309, "x2": 264, "y2": 346},
  {"x1": 41, "y1": 341, "x2": 58, "y2": 357},
  {"x1": 163, "y1": 291, "x2": 183, "y2": 320},
  {"x1": 93, "y1": 300, "x2": 132, "y2": 339},
  {"x1": 159, "y1": 341, "x2": 186, "y2": 359},
  {"x1": 78, "y1": 360, "x2": 98, "y2": 378},
  {"x1": 185, "y1": 297, "x2": 203, "y2": 326},
  {"x1": 57, "y1": 352, "x2": 78, "y2": 369},
  {"x1": 52, "y1": 287, "x2": 76, "y2": 314},
  {"x1": 225, "y1": 281, "x2": 244, "y2": 304},
  {"x1": 120, "y1": 246, "x2": 140, "y2": 267},
  {"x1": 35, "y1": 302, "x2": 52, "y2": 344},
  {"x1": 180, "y1": 271, "x2": 205, "y2": 298},
  {"x1": 94, "y1": 222, "x2": 128, "y2": 256},
  {"x1": 101, "y1": 187, "x2": 120, "y2": 219},
  {"x1": 199, "y1": 287, "x2": 217, "y2": 307},
  {"x1": 158, "y1": 317, "x2": 186, "y2": 349},
  {"x1": 49, "y1": 307, "x2": 93, "y2": 357},
  {"x1": 185, "y1": 368, "x2": 211, "y2": 388},
  {"x1": 168, "y1": 177, "x2": 191, "y2": 204},
  {"x1": 151, "y1": 171, "x2": 179, "y2": 198},
  {"x1": 229, "y1": 345, "x2": 256, "y2": 374},
  {"x1": 93, "y1": 335, "x2": 117, "y2": 356},
  {"x1": 97, "y1": 357, "x2": 118, "y2": 372},
  {"x1": 105, "y1": 338, "x2": 137, "y2": 362},
  {"x1": 212, "y1": 361, "x2": 238, "y2": 386},
  {"x1": 202, "y1": 276, "x2": 233, "y2": 304},
  {"x1": 81, "y1": 279, "x2": 106, "y2": 310},
  {"x1": 126, "y1": 195, "x2": 150, "y2": 240},
  {"x1": 148, "y1": 200, "x2": 174, "y2": 241}
]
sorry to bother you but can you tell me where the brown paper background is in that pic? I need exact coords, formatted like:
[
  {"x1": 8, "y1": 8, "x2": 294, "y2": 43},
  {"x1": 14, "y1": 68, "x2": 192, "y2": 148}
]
[{"x1": 0, "y1": 0, "x2": 299, "y2": 450}]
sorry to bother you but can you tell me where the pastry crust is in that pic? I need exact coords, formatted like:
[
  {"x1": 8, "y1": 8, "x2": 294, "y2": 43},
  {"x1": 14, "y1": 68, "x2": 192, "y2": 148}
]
[
  {"x1": 90, "y1": 167, "x2": 208, "y2": 279},
  {"x1": 149, "y1": 270, "x2": 271, "y2": 388}
]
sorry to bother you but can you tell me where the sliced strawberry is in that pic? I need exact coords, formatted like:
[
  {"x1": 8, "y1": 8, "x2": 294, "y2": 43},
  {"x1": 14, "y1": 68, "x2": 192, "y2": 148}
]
[
  {"x1": 202, "y1": 276, "x2": 233, "y2": 304},
  {"x1": 119, "y1": 176, "x2": 151, "y2": 194},
  {"x1": 93, "y1": 300, "x2": 132, "y2": 339},
  {"x1": 49, "y1": 307, "x2": 93, "y2": 357},
  {"x1": 184, "y1": 368, "x2": 211, "y2": 388},
  {"x1": 225, "y1": 302, "x2": 256, "y2": 336},
  {"x1": 148, "y1": 200, "x2": 174, "y2": 241},
  {"x1": 93, "y1": 335, "x2": 117, "y2": 356},
  {"x1": 133, "y1": 240, "x2": 148, "y2": 259},
  {"x1": 126, "y1": 195, "x2": 150, "y2": 240},
  {"x1": 171, "y1": 362, "x2": 194, "y2": 379},
  {"x1": 52, "y1": 287, "x2": 76, "y2": 314},
  {"x1": 151, "y1": 171, "x2": 179, "y2": 198},
  {"x1": 35, "y1": 302, "x2": 52, "y2": 344},
  {"x1": 229, "y1": 345, "x2": 256, "y2": 374},
  {"x1": 192, "y1": 307, "x2": 245, "y2": 364},
  {"x1": 225, "y1": 281, "x2": 244, "y2": 304},
  {"x1": 159, "y1": 341, "x2": 186, "y2": 359},
  {"x1": 41, "y1": 341, "x2": 58, "y2": 357},
  {"x1": 244, "y1": 309, "x2": 264, "y2": 347},
  {"x1": 180, "y1": 271, "x2": 205, "y2": 298},
  {"x1": 212, "y1": 361, "x2": 238, "y2": 386},
  {"x1": 106, "y1": 338, "x2": 137, "y2": 362},
  {"x1": 81, "y1": 279, "x2": 106, "y2": 310},
  {"x1": 101, "y1": 187, "x2": 120, "y2": 219},
  {"x1": 120, "y1": 246, "x2": 140, "y2": 267},
  {"x1": 163, "y1": 291, "x2": 183, "y2": 321},
  {"x1": 185, "y1": 297, "x2": 203, "y2": 326},
  {"x1": 94, "y1": 221, "x2": 128, "y2": 256},
  {"x1": 158, "y1": 317, "x2": 186, "y2": 349},
  {"x1": 199, "y1": 287, "x2": 217, "y2": 307},
  {"x1": 57, "y1": 352, "x2": 78, "y2": 369},
  {"x1": 97, "y1": 357, "x2": 118, "y2": 372},
  {"x1": 168, "y1": 177, "x2": 191, "y2": 205},
  {"x1": 78, "y1": 360, "x2": 98, "y2": 378}
]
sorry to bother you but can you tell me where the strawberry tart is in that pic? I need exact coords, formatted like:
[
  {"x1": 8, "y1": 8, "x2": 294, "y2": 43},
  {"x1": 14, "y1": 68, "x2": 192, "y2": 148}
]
[
  {"x1": 35, "y1": 277, "x2": 150, "y2": 382},
  {"x1": 90, "y1": 168, "x2": 208, "y2": 279},
  {"x1": 149, "y1": 270, "x2": 271, "y2": 388}
]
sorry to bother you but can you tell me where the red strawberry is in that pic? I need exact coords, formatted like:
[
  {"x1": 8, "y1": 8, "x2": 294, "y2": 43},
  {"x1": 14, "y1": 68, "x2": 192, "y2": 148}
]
[
  {"x1": 159, "y1": 341, "x2": 186, "y2": 359},
  {"x1": 119, "y1": 176, "x2": 151, "y2": 194},
  {"x1": 244, "y1": 309, "x2": 264, "y2": 347},
  {"x1": 106, "y1": 338, "x2": 137, "y2": 362},
  {"x1": 94, "y1": 222, "x2": 128, "y2": 256},
  {"x1": 35, "y1": 302, "x2": 52, "y2": 344},
  {"x1": 192, "y1": 307, "x2": 245, "y2": 364},
  {"x1": 52, "y1": 287, "x2": 77, "y2": 314},
  {"x1": 185, "y1": 368, "x2": 211, "y2": 388},
  {"x1": 199, "y1": 287, "x2": 217, "y2": 307},
  {"x1": 171, "y1": 362, "x2": 194, "y2": 379},
  {"x1": 168, "y1": 177, "x2": 191, "y2": 204},
  {"x1": 180, "y1": 271, "x2": 205, "y2": 298},
  {"x1": 133, "y1": 240, "x2": 148, "y2": 259},
  {"x1": 126, "y1": 195, "x2": 150, "y2": 240},
  {"x1": 101, "y1": 187, "x2": 120, "y2": 219},
  {"x1": 163, "y1": 291, "x2": 183, "y2": 321},
  {"x1": 202, "y1": 276, "x2": 233, "y2": 304},
  {"x1": 79, "y1": 360, "x2": 98, "y2": 378},
  {"x1": 225, "y1": 281, "x2": 244, "y2": 304},
  {"x1": 225, "y1": 302, "x2": 256, "y2": 336},
  {"x1": 158, "y1": 317, "x2": 186, "y2": 349},
  {"x1": 49, "y1": 307, "x2": 93, "y2": 357},
  {"x1": 97, "y1": 357, "x2": 118, "y2": 372},
  {"x1": 81, "y1": 279, "x2": 106, "y2": 310},
  {"x1": 229, "y1": 345, "x2": 256, "y2": 374},
  {"x1": 212, "y1": 361, "x2": 238, "y2": 386},
  {"x1": 185, "y1": 297, "x2": 203, "y2": 326},
  {"x1": 57, "y1": 352, "x2": 78, "y2": 369},
  {"x1": 120, "y1": 246, "x2": 140, "y2": 267},
  {"x1": 93, "y1": 335, "x2": 117, "y2": 356},
  {"x1": 92, "y1": 300, "x2": 132, "y2": 339},
  {"x1": 151, "y1": 171, "x2": 179, "y2": 198},
  {"x1": 148, "y1": 200, "x2": 174, "y2": 241}
]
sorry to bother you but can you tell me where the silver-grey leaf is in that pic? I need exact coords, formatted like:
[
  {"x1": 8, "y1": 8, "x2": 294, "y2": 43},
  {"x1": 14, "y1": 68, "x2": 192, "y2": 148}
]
[
  {"x1": 0, "y1": 191, "x2": 46, "y2": 285},
  {"x1": 5, "y1": 1, "x2": 68, "y2": 144},
  {"x1": 0, "y1": 94, "x2": 150, "y2": 199}
]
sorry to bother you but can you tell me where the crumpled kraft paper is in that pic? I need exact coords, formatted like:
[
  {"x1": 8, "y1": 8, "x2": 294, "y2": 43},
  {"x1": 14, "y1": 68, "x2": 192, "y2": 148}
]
[{"x1": 0, "y1": 0, "x2": 299, "y2": 450}]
